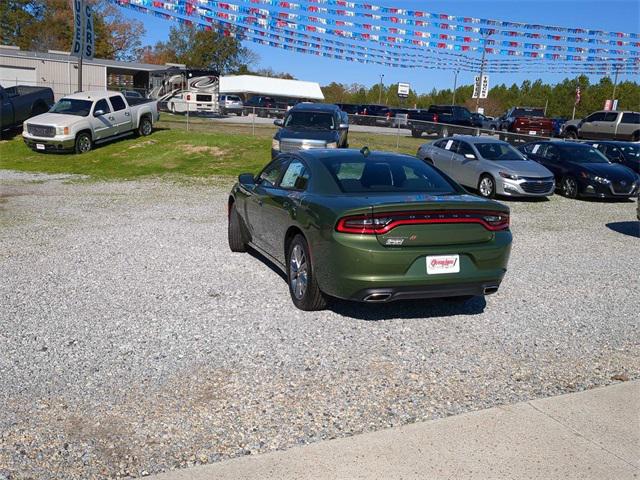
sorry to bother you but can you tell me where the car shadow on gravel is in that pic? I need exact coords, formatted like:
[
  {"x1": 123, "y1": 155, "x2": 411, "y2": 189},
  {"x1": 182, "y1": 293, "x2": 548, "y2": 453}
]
[
  {"x1": 606, "y1": 221, "x2": 640, "y2": 238},
  {"x1": 329, "y1": 296, "x2": 487, "y2": 321}
]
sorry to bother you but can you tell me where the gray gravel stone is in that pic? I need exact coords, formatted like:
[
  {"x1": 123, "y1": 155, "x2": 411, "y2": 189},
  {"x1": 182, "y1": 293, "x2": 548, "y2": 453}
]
[{"x1": 0, "y1": 170, "x2": 638, "y2": 479}]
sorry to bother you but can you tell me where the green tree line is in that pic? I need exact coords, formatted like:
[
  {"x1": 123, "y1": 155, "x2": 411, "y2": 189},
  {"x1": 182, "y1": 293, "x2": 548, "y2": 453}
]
[{"x1": 322, "y1": 75, "x2": 640, "y2": 119}]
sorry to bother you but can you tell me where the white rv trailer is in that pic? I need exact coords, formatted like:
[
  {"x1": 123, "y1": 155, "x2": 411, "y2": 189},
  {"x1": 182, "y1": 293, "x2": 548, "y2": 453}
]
[{"x1": 156, "y1": 74, "x2": 220, "y2": 114}]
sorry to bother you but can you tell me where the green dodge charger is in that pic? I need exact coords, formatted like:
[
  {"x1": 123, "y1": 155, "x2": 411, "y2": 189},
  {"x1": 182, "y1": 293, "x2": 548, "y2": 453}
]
[{"x1": 228, "y1": 148, "x2": 513, "y2": 311}]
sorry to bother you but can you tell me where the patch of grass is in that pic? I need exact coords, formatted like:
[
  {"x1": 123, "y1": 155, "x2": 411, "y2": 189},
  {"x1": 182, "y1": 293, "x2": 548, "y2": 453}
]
[
  {"x1": 0, "y1": 129, "x2": 271, "y2": 180},
  {"x1": 0, "y1": 120, "x2": 432, "y2": 180}
]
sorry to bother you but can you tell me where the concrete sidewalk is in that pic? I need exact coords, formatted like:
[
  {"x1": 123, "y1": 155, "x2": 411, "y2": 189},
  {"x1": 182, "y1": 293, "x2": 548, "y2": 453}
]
[{"x1": 152, "y1": 381, "x2": 639, "y2": 480}]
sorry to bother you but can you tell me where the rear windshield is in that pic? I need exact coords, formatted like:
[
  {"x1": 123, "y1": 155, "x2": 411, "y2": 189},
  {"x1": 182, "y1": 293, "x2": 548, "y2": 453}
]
[
  {"x1": 322, "y1": 157, "x2": 457, "y2": 194},
  {"x1": 558, "y1": 146, "x2": 610, "y2": 164},
  {"x1": 285, "y1": 112, "x2": 334, "y2": 129},
  {"x1": 475, "y1": 143, "x2": 526, "y2": 161},
  {"x1": 50, "y1": 99, "x2": 92, "y2": 116}
]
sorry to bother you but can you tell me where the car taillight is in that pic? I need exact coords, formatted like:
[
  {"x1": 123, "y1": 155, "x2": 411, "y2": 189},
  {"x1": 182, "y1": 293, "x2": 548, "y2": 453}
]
[
  {"x1": 336, "y1": 210, "x2": 510, "y2": 234},
  {"x1": 433, "y1": 113, "x2": 439, "y2": 123}
]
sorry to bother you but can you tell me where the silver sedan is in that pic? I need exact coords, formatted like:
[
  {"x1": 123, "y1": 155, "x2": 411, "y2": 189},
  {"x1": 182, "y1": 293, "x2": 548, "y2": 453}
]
[{"x1": 417, "y1": 135, "x2": 555, "y2": 198}]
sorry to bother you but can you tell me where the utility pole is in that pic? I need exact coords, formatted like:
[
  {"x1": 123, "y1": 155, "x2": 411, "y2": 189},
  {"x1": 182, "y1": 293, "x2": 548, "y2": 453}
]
[
  {"x1": 611, "y1": 64, "x2": 621, "y2": 104},
  {"x1": 452, "y1": 70, "x2": 459, "y2": 105},
  {"x1": 475, "y1": 30, "x2": 491, "y2": 113},
  {"x1": 378, "y1": 74, "x2": 384, "y2": 104}
]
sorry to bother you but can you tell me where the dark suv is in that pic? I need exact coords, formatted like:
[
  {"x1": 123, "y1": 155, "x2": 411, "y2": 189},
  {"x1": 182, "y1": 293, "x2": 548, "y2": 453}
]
[{"x1": 272, "y1": 103, "x2": 349, "y2": 158}]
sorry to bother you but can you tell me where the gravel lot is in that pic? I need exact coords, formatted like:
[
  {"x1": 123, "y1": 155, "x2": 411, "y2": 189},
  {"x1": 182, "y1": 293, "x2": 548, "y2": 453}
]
[{"x1": 1, "y1": 170, "x2": 638, "y2": 479}]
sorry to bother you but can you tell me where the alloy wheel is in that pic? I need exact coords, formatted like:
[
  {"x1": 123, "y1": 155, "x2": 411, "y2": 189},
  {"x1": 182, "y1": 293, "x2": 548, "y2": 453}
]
[
  {"x1": 78, "y1": 135, "x2": 91, "y2": 153},
  {"x1": 563, "y1": 177, "x2": 578, "y2": 198},
  {"x1": 479, "y1": 177, "x2": 494, "y2": 197},
  {"x1": 289, "y1": 245, "x2": 308, "y2": 300},
  {"x1": 142, "y1": 120, "x2": 152, "y2": 135}
]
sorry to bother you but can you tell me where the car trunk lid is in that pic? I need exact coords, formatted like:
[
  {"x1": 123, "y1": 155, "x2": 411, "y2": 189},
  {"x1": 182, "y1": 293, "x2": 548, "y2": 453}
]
[{"x1": 367, "y1": 194, "x2": 509, "y2": 247}]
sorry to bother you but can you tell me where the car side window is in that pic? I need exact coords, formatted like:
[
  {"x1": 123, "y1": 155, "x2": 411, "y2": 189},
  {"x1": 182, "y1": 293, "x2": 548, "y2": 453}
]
[
  {"x1": 457, "y1": 142, "x2": 475, "y2": 157},
  {"x1": 544, "y1": 145, "x2": 560, "y2": 161},
  {"x1": 447, "y1": 140, "x2": 460, "y2": 152},
  {"x1": 584, "y1": 112, "x2": 606, "y2": 122},
  {"x1": 258, "y1": 158, "x2": 287, "y2": 188},
  {"x1": 279, "y1": 159, "x2": 310, "y2": 190},
  {"x1": 94, "y1": 99, "x2": 111, "y2": 115},
  {"x1": 603, "y1": 112, "x2": 619, "y2": 122},
  {"x1": 621, "y1": 112, "x2": 640, "y2": 124},
  {"x1": 109, "y1": 96, "x2": 126, "y2": 112}
]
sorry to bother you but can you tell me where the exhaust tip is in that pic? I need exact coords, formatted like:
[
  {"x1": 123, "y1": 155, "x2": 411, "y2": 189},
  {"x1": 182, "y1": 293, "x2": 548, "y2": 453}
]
[
  {"x1": 364, "y1": 293, "x2": 392, "y2": 303},
  {"x1": 483, "y1": 286, "x2": 499, "y2": 295}
]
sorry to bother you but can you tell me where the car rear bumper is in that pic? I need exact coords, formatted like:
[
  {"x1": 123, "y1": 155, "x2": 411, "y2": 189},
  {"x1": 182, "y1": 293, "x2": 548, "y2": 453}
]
[
  {"x1": 350, "y1": 281, "x2": 501, "y2": 302},
  {"x1": 314, "y1": 231, "x2": 512, "y2": 301}
]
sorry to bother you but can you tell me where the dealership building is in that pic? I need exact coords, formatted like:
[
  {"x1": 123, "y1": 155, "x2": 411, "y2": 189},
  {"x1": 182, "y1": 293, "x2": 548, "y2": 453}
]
[{"x1": 0, "y1": 46, "x2": 323, "y2": 102}]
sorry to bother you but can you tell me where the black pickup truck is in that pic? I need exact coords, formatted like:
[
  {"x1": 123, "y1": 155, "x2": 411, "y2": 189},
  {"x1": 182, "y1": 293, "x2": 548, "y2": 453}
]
[
  {"x1": 407, "y1": 105, "x2": 474, "y2": 138},
  {"x1": 1, "y1": 85, "x2": 54, "y2": 136}
]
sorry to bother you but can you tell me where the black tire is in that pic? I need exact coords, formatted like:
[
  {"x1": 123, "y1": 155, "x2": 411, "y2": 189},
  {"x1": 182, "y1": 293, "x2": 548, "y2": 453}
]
[
  {"x1": 632, "y1": 131, "x2": 640, "y2": 142},
  {"x1": 138, "y1": 116, "x2": 153, "y2": 136},
  {"x1": 411, "y1": 128, "x2": 421, "y2": 138},
  {"x1": 561, "y1": 176, "x2": 579, "y2": 199},
  {"x1": 74, "y1": 132, "x2": 92, "y2": 154},
  {"x1": 478, "y1": 174, "x2": 496, "y2": 198},
  {"x1": 423, "y1": 157, "x2": 434, "y2": 165},
  {"x1": 228, "y1": 203, "x2": 247, "y2": 252},
  {"x1": 565, "y1": 130, "x2": 578, "y2": 140},
  {"x1": 287, "y1": 234, "x2": 327, "y2": 311}
]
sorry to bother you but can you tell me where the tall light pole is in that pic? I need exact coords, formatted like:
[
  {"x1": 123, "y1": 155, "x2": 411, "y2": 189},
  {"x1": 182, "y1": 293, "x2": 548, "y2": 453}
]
[
  {"x1": 611, "y1": 64, "x2": 621, "y2": 105},
  {"x1": 452, "y1": 70, "x2": 459, "y2": 105},
  {"x1": 378, "y1": 74, "x2": 384, "y2": 104},
  {"x1": 475, "y1": 30, "x2": 492, "y2": 113}
]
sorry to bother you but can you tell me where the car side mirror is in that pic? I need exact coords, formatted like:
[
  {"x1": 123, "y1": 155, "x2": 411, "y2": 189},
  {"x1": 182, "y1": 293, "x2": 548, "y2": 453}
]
[
  {"x1": 93, "y1": 109, "x2": 106, "y2": 117},
  {"x1": 338, "y1": 123, "x2": 349, "y2": 130},
  {"x1": 238, "y1": 173, "x2": 256, "y2": 187},
  {"x1": 464, "y1": 153, "x2": 477, "y2": 160},
  {"x1": 274, "y1": 119, "x2": 284, "y2": 127}
]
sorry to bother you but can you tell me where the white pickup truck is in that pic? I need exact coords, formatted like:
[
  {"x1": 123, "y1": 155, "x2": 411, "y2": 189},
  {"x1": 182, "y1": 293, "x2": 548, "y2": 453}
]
[{"x1": 22, "y1": 90, "x2": 160, "y2": 153}]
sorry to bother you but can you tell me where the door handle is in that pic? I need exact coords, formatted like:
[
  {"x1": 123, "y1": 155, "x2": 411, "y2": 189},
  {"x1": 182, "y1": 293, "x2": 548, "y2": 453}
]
[
  {"x1": 109, "y1": 116, "x2": 115, "y2": 120},
  {"x1": 125, "y1": 112, "x2": 130, "y2": 116}
]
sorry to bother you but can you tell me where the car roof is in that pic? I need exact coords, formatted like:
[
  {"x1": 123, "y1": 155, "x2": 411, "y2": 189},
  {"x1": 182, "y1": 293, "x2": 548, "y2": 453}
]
[
  {"x1": 290, "y1": 102, "x2": 339, "y2": 112},
  {"x1": 295, "y1": 148, "x2": 416, "y2": 164},
  {"x1": 443, "y1": 135, "x2": 507, "y2": 145},
  {"x1": 62, "y1": 90, "x2": 119, "y2": 100}
]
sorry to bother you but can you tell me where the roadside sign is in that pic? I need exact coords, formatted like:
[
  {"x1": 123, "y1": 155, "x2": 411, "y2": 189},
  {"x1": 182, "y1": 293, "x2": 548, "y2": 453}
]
[
  {"x1": 472, "y1": 75, "x2": 489, "y2": 99},
  {"x1": 84, "y1": 2, "x2": 94, "y2": 60},
  {"x1": 71, "y1": 0, "x2": 94, "y2": 60},
  {"x1": 612, "y1": 99, "x2": 619, "y2": 110},
  {"x1": 71, "y1": 0, "x2": 83, "y2": 58},
  {"x1": 604, "y1": 99, "x2": 612, "y2": 111},
  {"x1": 398, "y1": 82, "x2": 410, "y2": 98}
]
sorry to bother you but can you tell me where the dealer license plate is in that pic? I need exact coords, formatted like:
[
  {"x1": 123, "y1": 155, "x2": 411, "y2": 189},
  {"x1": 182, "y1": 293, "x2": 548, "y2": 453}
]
[
  {"x1": 529, "y1": 130, "x2": 537, "y2": 135},
  {"x1": 426, "y1": 255, "x2": 460, "y2": 275},
  {"x1": 36, "y1": 144, "x2": 45, "y2": 150}
]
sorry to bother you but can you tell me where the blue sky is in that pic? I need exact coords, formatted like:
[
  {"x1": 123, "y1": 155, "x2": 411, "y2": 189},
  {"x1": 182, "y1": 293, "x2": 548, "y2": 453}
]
[{"x1": 124, "y1": 0, "x2": 639, "y2": 93}]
